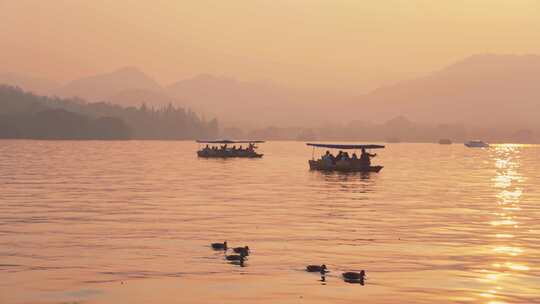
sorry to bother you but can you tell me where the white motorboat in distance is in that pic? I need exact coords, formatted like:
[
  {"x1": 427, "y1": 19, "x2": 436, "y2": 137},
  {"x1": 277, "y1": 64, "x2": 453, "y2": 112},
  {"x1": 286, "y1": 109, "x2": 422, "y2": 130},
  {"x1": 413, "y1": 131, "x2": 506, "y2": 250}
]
[{"x1": 464, "y1": 140, "x2": 489, "y2": 148}]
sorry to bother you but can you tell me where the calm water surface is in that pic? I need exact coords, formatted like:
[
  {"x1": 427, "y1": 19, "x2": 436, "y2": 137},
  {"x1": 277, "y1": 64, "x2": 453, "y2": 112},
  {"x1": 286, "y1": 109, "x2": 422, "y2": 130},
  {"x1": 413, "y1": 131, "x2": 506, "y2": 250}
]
[{"x1": 1, "y1": 141, "x2": 539, "y2": 304}]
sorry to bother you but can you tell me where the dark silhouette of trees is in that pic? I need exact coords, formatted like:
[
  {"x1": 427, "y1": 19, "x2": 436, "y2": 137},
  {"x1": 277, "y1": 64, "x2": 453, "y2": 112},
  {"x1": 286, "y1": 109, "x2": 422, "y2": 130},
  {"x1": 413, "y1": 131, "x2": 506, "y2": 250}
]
[{"x1": 0, "y1": 85, "x2": 218, "y2": 139}]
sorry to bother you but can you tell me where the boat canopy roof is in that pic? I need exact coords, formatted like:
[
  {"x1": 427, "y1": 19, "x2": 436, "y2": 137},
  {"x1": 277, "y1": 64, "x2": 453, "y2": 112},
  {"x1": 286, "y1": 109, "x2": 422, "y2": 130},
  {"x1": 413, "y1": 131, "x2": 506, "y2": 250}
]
[
  {"x1": 197, "y1": 139, "x2": 265, "y2": 144},
  {"x1": 306, "y1": 143, "x2": 385, "y2": 149}
]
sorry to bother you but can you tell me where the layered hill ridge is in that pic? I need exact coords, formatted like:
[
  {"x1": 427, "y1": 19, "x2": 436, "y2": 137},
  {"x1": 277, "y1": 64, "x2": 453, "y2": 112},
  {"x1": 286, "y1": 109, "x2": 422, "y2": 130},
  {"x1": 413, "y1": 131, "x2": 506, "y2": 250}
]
[
  {"x1": 352, "y1": 54, "x2": 540, "y2": 127},
  {"x1": 54, "y1": 67, "x2": 164, "y2": 102},
  {"x1": 165, "y1": 74, "x2": 325, "y2": 127},
  {"x1": 0, "y1": 72, "x2": 61, "y2": 96},
  {"x1": 1, "y1": 54, "x2": 540, "y2": 129}
]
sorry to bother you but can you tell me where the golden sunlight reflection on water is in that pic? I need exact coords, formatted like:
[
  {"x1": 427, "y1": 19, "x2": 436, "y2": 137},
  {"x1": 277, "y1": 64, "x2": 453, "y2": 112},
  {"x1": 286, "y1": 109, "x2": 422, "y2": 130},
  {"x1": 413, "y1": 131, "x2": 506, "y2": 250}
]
[
  {"x1": 0, "y1": 141, "x2": 539, "y2": 304},
  {"x1": 475, "y1": 144, "x2": 534, "y2": 304}
]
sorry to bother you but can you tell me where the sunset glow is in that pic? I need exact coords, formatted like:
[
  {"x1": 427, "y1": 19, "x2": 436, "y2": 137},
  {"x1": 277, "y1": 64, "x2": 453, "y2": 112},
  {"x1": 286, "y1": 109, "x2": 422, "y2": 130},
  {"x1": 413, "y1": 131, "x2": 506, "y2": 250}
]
[{"x1": 1, "y1": 1, "x2": 540, "y2": 89}]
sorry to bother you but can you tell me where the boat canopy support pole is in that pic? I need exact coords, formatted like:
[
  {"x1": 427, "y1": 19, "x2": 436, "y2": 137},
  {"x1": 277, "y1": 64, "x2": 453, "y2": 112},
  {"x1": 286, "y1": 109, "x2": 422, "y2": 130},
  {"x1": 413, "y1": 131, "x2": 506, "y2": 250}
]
[{"x1": 312, "y1": 146, "x2": 315, "y2": 160}]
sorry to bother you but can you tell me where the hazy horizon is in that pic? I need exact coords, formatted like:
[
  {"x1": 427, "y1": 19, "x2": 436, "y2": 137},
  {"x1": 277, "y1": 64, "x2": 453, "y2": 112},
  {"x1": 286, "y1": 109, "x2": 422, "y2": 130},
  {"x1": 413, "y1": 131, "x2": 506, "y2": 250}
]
[
  {"x1": 2, "y1": 1, "x2": 540, "y2": 138},
  {"x1": 2, "y1": 1, "x2": 540, "y2": 92}
]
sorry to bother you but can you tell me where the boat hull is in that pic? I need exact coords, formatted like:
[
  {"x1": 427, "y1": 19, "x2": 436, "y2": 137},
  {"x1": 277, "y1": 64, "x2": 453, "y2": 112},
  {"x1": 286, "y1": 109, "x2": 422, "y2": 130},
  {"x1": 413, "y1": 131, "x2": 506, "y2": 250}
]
[
  {"x1": 197, "y1": 151, "x2": 263, "y2": 158},
  {"x1": 308, "y1": 160, "x2": 383, "y2": 173},
  {"x1": 464, "y1": 142, "x2": 489, "y2": 148}
]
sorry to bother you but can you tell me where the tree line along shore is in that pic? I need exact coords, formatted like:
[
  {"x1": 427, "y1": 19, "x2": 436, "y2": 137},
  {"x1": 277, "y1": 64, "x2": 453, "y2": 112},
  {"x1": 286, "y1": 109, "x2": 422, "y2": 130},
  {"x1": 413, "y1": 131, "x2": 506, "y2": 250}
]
[{"x1": 0, "y1": 85, "x2": 218, "y2": 140}]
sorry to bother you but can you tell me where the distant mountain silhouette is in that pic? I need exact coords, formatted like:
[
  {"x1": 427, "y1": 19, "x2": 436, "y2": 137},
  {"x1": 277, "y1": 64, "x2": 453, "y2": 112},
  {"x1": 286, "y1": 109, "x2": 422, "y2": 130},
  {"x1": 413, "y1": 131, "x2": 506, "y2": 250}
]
[
  {"x1": 241, "y1": 114, "x2": 537, "y2": 143},
  {"x1": 54, "y1": 67, "x2": 165, "y2": 103},
  {"x1": 166, "y1": 74, "x2": 332, "y2": 127},
  {"x1": 350, "y1": 54, "x2": 540, "y2": 127},
  {"x1": 107, "y1": 88, "x2": 177, "y2": 108},
  {"x1": 166, "y1": 74, "x2": 282, "y2": 123},
  {"x1": 0, "y1": 72, "x2": 60, "y2": 95},
  {"x1": 2, "y1": 54, "x2": 539, "y2": 132}
]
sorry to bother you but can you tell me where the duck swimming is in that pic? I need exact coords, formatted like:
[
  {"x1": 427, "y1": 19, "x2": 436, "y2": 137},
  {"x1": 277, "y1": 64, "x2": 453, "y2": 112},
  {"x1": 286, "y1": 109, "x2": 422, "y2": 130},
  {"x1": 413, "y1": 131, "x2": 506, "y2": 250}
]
[
  {"x1": 342, "y1": 270, "x2": 366, "y2": 284},
  {"x1": 227, "y1": 253, "x2": 246, "y2": 266},
  {"x1": 233, "y1": 246, "x2": 250, "y2": 256},
  {"x1": 306, "y1": 264, "x2": 327, "y2": 273},
  {"x1": 226, "y1": 251, "x2": 246, "y2": 260},
  {"x1": 211, "y1": 241, "x2": 227, "y2": 250}
]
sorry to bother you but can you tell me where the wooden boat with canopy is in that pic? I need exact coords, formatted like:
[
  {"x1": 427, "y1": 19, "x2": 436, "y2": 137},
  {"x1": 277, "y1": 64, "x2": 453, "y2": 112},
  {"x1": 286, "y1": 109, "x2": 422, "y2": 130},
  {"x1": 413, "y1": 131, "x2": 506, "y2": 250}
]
[
  {"x1": 196, "y1": 140, "x2": 265, "y2": 158},
  {"x1": 307, "y1": 143, "x2": 385, "y2": 172}
]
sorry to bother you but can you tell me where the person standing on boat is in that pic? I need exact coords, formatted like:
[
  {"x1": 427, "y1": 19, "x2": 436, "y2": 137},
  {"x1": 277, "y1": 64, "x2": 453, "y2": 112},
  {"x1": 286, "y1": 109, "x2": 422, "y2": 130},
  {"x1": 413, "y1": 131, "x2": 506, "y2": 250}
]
[{"x1": 360, "y1": 148, "x2": 376, "y2": 167}]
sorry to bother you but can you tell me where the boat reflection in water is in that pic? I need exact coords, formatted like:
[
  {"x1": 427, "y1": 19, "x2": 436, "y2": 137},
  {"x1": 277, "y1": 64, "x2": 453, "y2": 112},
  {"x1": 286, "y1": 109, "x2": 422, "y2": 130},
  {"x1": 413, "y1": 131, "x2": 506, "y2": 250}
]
[{"x1": 313, "y1": 170, "x2": 377, "y2": 194}]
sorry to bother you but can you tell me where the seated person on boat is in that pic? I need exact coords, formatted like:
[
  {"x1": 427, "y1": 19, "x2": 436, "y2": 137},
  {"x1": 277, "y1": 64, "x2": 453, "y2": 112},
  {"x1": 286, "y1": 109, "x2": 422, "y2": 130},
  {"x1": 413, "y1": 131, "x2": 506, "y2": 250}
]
[
  {"x1": 306, "y1": 143, "x2": 384, "y2": 172},
  {"x1": 196, "y1": 140, "x2": 265, "y2": 158}
]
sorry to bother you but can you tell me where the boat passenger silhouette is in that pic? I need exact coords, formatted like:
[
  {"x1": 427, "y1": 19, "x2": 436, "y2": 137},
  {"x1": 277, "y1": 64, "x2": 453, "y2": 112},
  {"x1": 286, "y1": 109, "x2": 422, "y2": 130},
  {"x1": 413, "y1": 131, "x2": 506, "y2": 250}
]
[{"x1": 360, "y1": 148, "x2": 376, "y2": 167}]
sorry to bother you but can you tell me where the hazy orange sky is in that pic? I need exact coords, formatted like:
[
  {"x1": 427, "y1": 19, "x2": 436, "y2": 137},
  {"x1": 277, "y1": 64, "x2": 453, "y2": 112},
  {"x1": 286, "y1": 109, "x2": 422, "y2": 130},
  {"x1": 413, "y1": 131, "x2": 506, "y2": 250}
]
[{"x1": 1, "y1": 0, "x2": 539, "y2": 90}]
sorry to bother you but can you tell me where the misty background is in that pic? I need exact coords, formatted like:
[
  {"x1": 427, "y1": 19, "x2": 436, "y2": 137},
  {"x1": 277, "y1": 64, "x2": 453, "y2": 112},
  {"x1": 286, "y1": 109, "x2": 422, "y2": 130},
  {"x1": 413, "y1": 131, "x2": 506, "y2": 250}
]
[{"x1": 1, "y1": 1, "x2": 540, "y2": 142}]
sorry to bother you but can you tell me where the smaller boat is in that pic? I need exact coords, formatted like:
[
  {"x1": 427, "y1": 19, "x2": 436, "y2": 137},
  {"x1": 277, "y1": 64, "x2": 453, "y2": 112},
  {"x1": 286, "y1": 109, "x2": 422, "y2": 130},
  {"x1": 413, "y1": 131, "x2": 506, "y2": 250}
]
[
  {"x1": 464, "y1": 140, "x2": 489, "y2": 148},
  {"x1": 196, "y1": 140, "x2": 264, "y2": 158},
  {"x1": 438, "y1": 139, "x2": 452, "y2": 145}
]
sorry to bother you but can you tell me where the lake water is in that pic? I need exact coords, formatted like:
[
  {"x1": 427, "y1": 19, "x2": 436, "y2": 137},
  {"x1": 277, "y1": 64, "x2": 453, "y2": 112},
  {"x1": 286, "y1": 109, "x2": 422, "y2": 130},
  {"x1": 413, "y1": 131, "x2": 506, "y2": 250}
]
[{"x1": 1, "y1": 141, "x2": 539, "y2": 304}]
